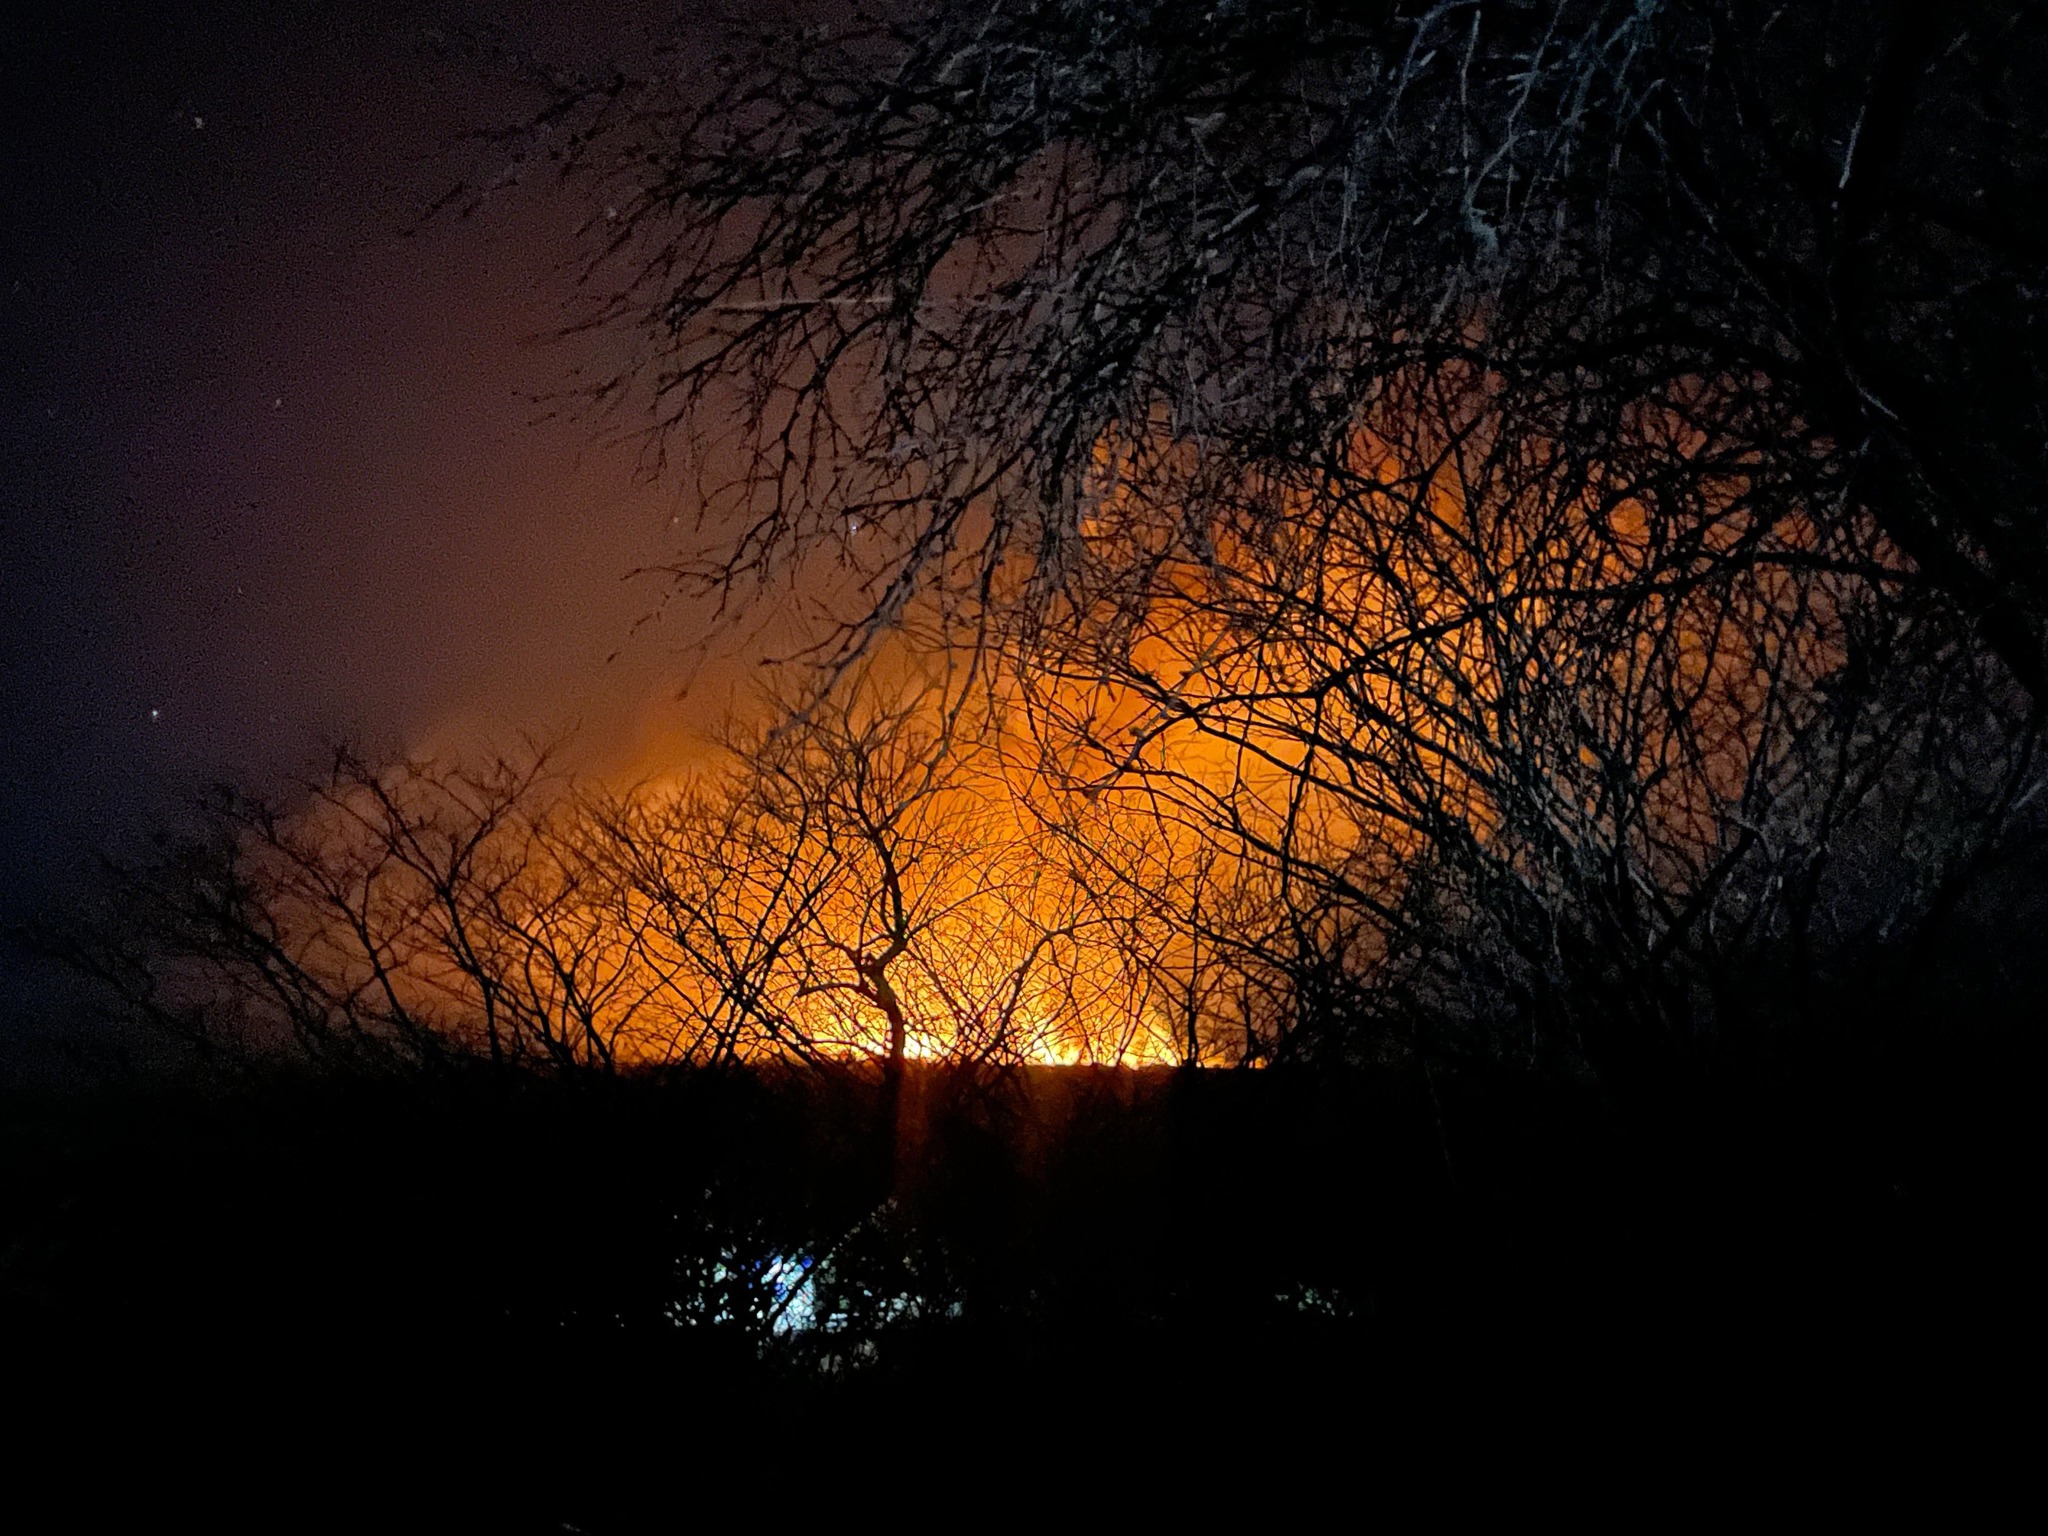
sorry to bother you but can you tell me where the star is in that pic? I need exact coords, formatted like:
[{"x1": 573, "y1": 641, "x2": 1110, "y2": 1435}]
[{"x1": 150, "y1": 708, "x2": 161, "y2": 722}]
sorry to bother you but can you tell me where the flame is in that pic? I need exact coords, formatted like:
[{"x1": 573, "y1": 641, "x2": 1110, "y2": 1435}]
[{"x1": 206, "y1": 368, "x2": 1871, "y2": 1075}]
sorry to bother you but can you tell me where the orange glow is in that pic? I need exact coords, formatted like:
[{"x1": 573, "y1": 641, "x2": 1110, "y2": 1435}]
[{"x1": 217, "y1": 367, "x2": 1872, "y2": 1074}]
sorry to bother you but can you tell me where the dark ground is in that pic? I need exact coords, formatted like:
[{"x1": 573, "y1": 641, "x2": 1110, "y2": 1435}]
[{"x1": 3, "y1": 1017, "x2": 2035, "y2": 1523}]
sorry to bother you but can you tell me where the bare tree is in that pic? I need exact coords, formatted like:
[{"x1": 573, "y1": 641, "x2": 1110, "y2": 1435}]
[
  {"x1": 57, "y1": 747, "x2": 575, "y2": 1071},
  {"x1": 57, "y1": 674, "x2": 1189, "y2": 1076},
  {"x1": 539, "y1": 0, "x2": 2044, "y2": 687},
  {"x1": 1020, "y1": 361, "x2": 2041, "y2": 1074},
  {"x1": 638, "y1": 670, "x2": 1179, "y2": 1075},
  {"x1": 505, "y1": 0, "x2": 2047, "y2": 1078}
]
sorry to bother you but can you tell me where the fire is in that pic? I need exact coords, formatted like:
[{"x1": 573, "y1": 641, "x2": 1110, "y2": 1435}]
[{"x1": 173, "y1": 370, "x2": 1875, "y2": 1077}]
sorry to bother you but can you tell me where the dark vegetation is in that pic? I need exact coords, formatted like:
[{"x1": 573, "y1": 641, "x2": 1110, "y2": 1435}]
[
  {"x1": 10, "y1": 0, "x2": 2046, "y2": 1510},
  {"x1": 12, "y1": 853, "x2": 2041, "y2": 1513}
]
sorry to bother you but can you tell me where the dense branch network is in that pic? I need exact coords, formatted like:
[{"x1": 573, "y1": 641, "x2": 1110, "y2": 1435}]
[{"x1": 56, "y1": 0, "x2": 2048, "y2": 1081}]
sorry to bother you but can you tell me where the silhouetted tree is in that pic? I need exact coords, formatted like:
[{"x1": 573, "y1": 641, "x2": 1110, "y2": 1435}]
[
  {"x1": 50, "y1": 746, "x2": 692, "y2": 1073},
  {"x1": 525, "y1": 0, "x2": 2047, "y2": 1079},
  {"x1": 552, "y1": 0, "x2": 2048, "y2": 689}
]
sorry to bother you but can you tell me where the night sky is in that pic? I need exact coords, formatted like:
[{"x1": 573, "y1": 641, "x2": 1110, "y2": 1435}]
[{"x1": 2, "y1": 3, "x2": 726, "y2": 1064}]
